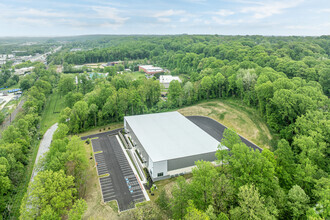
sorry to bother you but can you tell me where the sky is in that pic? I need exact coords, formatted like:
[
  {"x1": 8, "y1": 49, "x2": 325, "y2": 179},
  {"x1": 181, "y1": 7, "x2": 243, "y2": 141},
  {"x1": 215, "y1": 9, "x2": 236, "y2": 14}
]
[{"x1": 0, "y1": 0, "x2": 329, "y2": 37}]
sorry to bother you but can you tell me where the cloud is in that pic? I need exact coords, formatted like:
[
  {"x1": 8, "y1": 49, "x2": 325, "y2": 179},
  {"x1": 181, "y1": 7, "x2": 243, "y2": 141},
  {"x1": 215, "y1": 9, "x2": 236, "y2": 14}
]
[
  {"x1": 22, "y1": 8, "x2": 69, "y2": 18},
  {"x1": 285, "y1": 22, "x2": 330, "y2": 30},
  {"x1": 212, "y1": 17, "x2": 244, "y2": 25},
  {"x1": 214, "y1": 9, "x2": 235, "y2": 16},
  {"x1": 180, "y1": 18, "x2": 189, "y2": 22},
  {"x1": 318, "y1": 8, "x2": 330, "y2": 13},
  {"x1": 152, "y1": 9, "x2": 185, "y2": 18},
  {"x1": 158, "y1": 18, "x2": 171, "y2": 23},
  {"x1": 183, "y1": 0, "x2": 207, "y2": 3},
  {"x1": 240, "y1": 0, "x2": 303, "y2": 19},
  {"x1": 0, "y1": 4, "x2": 72, "y2": 18},
  {"x1": 151, "y1": 9, "x2": 186, "y2": 23},
  {"x1": 0, "y1": 3, "x2": 129, "y2": 30},
  {"x1": 92, "y1": 6, "x2": 129, "y2": 25},
  {"x1": 14, "y1": 17, "x2": 50, "y2": 26}
]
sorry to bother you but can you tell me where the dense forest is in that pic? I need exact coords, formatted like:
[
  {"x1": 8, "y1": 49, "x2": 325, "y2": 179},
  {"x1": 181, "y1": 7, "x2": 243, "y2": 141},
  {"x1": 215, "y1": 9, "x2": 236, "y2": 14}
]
[
  {"x1": 0, "y1": 64, "x2": 56, "y2": 218},
  {"x1": 48, "y1": 35, "x2": 330, "y2": 97},
  {"x1": 0, "y1": 35, "x2": 329, "y2": 219},
  {"x1": 47, "y1": 35, "x2": 329, "y2": 219},
  {"x1": 0, "y1": 63, "x2": 87, "y2": 219}
]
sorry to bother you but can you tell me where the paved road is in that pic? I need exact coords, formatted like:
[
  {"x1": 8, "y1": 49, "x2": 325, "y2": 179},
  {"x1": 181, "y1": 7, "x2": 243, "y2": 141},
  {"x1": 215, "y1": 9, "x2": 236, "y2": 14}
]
[
  {"x1": 30, "y1": 123, "x2": 58, "y2": 182},
  {"x1": 80, "y1": 128, "x2": 122, "y2": 140},
  {"x1": 82, "y1": 131, "x2": 144, "y2": 211},
  {"x1": 186, "y1": 116, "x2": 262, "y2": 152}
]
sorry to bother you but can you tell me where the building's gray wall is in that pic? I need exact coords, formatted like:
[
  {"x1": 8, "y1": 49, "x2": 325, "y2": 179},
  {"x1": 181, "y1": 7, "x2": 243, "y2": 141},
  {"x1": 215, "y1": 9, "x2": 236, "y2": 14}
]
[
  {"x1": 167, "y1": 151, "x2": 217, "y2": 171},
  {"x1": 125, "y1": 119, "x2": 150, "y2": 167},
  {"x1": 152, "y1": 160, "x2": 167, "y2": 179},
  {"x1": 161, "y1": 83, "x2": 170, "y2": 89},
  {"x1": 153, "y1": 175, "x2": 171, "y2": 181}
]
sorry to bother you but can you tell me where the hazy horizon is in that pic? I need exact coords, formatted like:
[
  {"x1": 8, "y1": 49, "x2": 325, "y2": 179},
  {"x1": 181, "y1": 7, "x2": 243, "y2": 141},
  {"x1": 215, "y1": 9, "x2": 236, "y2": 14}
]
[
  {"x1": 0, "y1": 33, "x2": 329, "y2": 38},
  {"x1": 1, "y1": 0, "x2": 329, "y2": 37}
]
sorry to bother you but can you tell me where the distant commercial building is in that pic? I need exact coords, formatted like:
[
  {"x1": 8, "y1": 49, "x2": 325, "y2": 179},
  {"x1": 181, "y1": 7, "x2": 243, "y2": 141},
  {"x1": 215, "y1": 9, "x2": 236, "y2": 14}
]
[
  {"x1": 70, "y1": 48, "x2": 82, "y2": 52},
  {"x1": 138, "y1": 65, "x2": 164, "y2": 75},
  {"x1": 106, "y1": 61, "x2": 123, "y2": 66},
  {"x1": 124, "y1": 112, "x2": 228, "y2": 181},
  {"x1": 14, "y1": 67, "x2": 34, "y2": 76},
  {"x1": 159, "y1": 75, "x2": 182, "y2": 89}
]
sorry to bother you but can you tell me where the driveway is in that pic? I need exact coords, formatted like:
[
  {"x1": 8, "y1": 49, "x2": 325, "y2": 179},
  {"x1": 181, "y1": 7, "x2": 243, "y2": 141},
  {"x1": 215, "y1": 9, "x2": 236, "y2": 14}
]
[
  {"x1": 186, "y1": 116, "x2": 262, "y2": 152},
  {"x1": 82, "y1": 130, "x2": 145, "y2": 211}
]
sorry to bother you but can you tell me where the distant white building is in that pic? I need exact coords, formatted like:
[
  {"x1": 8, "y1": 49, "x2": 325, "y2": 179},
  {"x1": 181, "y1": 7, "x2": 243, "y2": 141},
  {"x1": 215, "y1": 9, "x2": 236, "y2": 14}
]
[
  {"x1": 159, "y1": 75, "x2": 182, "y2": 89},
  {"x1": 70, "y1": 48, "x2": 82, "y2": 52},
  {"x1": 14, "y1": 67, "x2": 35, "y2": 75}
]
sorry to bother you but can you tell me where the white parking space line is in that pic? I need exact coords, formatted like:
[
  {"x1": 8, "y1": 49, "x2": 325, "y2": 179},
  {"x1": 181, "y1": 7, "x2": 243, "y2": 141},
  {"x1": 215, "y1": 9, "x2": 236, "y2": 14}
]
[{"x1": 102, "y1": 186, "x2": 114, "y2": 190}]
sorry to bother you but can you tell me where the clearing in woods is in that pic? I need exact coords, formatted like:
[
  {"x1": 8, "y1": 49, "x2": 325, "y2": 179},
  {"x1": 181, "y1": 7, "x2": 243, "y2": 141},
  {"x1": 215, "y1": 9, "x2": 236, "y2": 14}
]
[
  {"x1": 178, "y1": 99, "x2": 273, "y2": 149},
  {"x1": 39, "y1": 90, "x2": 66, "y2": 134}
]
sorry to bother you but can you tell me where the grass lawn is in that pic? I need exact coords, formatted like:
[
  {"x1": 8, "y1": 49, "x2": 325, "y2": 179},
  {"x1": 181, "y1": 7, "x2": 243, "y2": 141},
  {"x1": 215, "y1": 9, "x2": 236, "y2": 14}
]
[
  {"x1": 178, "y1": 98, "x2": 273, "y2": 149},
  {"x1": 2, "y1": 84, "x2": 20, "y2": 91},
  {"x1": 77, "y1": 122, "x2": 123, "y2": 137},
  {"x1": 147, "y1": 174, "x2": 192, "y2": 203},
  {"x1": 39, "y1": 90, "x2": 65, "y2": 134},
  {"x1": 123, "y1": 71, "x2": 145, "y2": 80}
]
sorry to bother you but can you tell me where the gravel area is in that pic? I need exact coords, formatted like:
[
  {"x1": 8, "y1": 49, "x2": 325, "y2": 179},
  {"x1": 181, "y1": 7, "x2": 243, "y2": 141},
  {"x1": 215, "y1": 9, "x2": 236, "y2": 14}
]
[
  {"x1": 0, "y1": 99, "x2": 26, "y2": 135},
  {"x1": 30, "y1": 123, "x2": 58, "y2": 182},
  {"x1": 0, "y1": 93, "x2": 15, "y2": 110}
]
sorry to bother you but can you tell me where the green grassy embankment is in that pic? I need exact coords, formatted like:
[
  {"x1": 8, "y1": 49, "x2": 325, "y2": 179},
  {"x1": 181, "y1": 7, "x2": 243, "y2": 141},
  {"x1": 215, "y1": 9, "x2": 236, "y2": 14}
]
[
  {"x1": 178, "y1": 98, "x2": 273, "y2": 149},
  {"x1": 39, "y1": 90, "x2": 66, "y2": 134},
  {"x1": 77, "y1": 122, "x2": 123, "y2": 137},
  {"x1": 123, "y1": 71, "x2": 145, "y2": 80}
]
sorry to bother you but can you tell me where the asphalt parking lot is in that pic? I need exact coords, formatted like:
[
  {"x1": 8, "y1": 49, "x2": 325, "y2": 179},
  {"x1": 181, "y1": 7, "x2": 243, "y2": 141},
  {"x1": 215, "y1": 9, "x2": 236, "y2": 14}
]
[
  {"x1": 81, "y1": 130, "x2": 145, "y2": 212},
  {"x1": 186, "y1": 116, "x2": 262, "y2": 152}
]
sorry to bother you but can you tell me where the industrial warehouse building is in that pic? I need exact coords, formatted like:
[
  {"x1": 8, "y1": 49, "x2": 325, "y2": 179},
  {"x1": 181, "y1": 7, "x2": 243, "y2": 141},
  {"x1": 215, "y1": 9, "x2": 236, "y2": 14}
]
[
  {"x1": 124, "y1": 112, "x2": 228, "y2": 181},
  {"x1": 138, "y1": 65, "x2": 164, "y2": 75},
  {"x1": 159, "y1": 75, "x2": 182, "y2": 89}
]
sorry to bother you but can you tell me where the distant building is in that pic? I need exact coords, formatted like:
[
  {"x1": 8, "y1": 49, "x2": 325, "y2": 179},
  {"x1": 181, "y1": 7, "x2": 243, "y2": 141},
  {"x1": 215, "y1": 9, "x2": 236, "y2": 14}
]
[
  {"x1": 159, "y1": 75, "x2": 182, "y2": 89},
  {"x1": 70, "y1": 48, "x2": 82, "y2": 52},
  {"x1": 73, "y1": 65, "x2": 84, "y2": 69},
  {"x1": 14, "y1": 67, "x2": 34, "y2": 75},
  {"x1": 105, "y1": 61, "x2": 123, "y2": 66},
  {"x1": 138, "y1": 65, "x2": 164, "y2": 75}
]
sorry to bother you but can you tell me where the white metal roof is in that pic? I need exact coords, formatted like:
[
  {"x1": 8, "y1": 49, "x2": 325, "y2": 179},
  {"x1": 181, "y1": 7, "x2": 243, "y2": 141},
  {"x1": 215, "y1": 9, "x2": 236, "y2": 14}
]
[
  {"x1": 124, "y1": 112, "x2": 227, "y2": 162},
  {"x1": 139, "y1": 65, "x2": 163, "y2": 72},
  {"x1": 159, "y1": 75, "x2": 182, "y2": 83}
]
